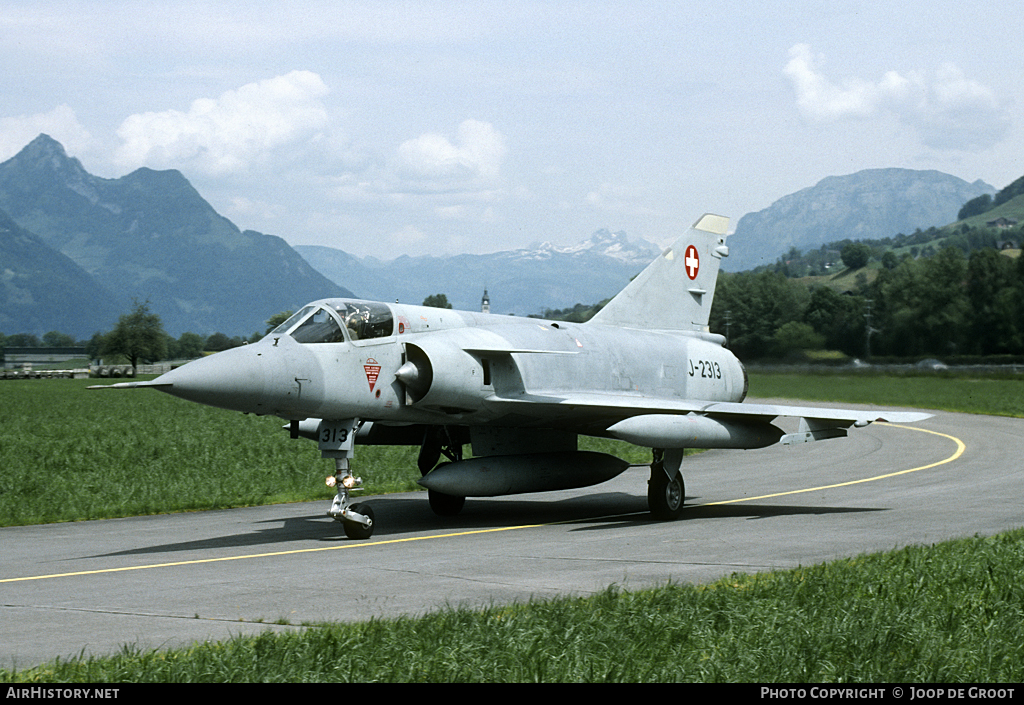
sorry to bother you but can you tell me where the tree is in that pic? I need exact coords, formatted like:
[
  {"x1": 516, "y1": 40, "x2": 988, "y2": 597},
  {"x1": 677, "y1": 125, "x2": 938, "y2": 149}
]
[
  {"x1": 966, "y1": 249, "x2": 1020, "y2": 355},
  {"x1": 869, "y1": 247, "x2": 969, "y2": 357},
  {"x1": 103, "y1": 299, "x2": 168, "y2": 371},
  {"x1": 43, "y1": 331, "x2": 78, "y2": 347},
  {"x1": 840, "y1": 242, "x2": 872, "y2": 270},
  {"x1": 710, "y1": 271, "x2": 807, "y2": 359},
  {"x1": 772, "y1": 321, "x2": 825, "y2": 357},
  {"x1": 958, "y1": 193, "x2": 992, "y2": 220},
  {"x1": 802, "y1": 286, "x2": 864, "y2": 356},
  {"x1": 174, "y1": 332, "x2": 206, "y2": 359},
  {"x1": 84, "y1": 332, "x2": 106, "y2": 361},
  {"x1": 265, "y1": 310, "x2": 294, "y2": 333},
  {"x1": 422, "y1": 294, "x2": 453, "y2": 309},
  {"x1": 5, "y1": 333, "x2": 41, "y2": 347},
  {"x1": 205, "y1": 332, "x2": 238, "y2": 352}
]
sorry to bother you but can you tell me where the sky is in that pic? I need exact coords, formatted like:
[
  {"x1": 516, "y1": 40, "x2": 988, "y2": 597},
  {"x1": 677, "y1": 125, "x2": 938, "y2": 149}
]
[{"x1": 2, "y1": 0, "x2": 1021, "y2": 259}]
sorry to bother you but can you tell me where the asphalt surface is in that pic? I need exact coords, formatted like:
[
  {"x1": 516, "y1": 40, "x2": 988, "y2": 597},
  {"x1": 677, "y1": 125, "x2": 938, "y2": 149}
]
[{"x1": 3, "y1": 402, "x2": 1023, "y2": 669}]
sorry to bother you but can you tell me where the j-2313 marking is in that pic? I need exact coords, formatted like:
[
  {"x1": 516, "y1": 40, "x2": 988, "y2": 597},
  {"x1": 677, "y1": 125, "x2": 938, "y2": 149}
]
[{"x1": 689, "y1": 358, "x2": 722, "y2": 379}]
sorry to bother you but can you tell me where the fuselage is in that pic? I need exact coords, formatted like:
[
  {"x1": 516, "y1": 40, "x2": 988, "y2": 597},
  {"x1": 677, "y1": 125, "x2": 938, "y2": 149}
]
[{"x1": 153, "y1": 298, "x2": 747, "y2": 431}]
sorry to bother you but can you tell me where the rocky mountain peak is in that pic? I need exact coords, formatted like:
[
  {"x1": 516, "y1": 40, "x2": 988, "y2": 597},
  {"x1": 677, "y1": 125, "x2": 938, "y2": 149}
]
[
  {"x1": 526, "y1": 228, "x2": 660, "y2": 263},
  {"x1": 724, "y1": 168, "x2": 995, "y2": 271},
  {"x1": 1, "y1": 133, "x2": 101, "y2": 205},
  {"x1": 7, "y1": 134, "x2": 87, "y2": 177}
]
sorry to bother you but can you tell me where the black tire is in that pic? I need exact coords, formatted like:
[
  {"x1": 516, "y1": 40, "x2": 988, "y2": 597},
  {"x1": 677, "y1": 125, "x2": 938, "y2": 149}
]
[
  {"x1": 648, "y1": 470, "x2": 685, "y2": 520},
  {"x1": 344, "y1": 503, "x2": 375, "y2": 540},
  {"x1": 428, "y1": 489, "x2": 466, "y2": 517}
]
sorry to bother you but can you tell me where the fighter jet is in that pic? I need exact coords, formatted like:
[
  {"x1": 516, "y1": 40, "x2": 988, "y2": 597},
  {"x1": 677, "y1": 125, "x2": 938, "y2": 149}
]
[{"x1": 93, "y1": 214, "x2": 931, "y2": 538}]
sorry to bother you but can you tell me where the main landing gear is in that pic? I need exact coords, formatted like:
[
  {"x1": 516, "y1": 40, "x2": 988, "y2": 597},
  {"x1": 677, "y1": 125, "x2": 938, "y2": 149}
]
[
  {"x1": 648, "y1": 448, "x2": 686, "y2": 520},
  {"x1": 419, "y1": 426, "x2": 467, "y2": 517}
]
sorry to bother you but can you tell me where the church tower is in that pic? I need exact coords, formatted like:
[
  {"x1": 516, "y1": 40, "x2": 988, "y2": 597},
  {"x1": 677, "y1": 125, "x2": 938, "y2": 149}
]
[{"x1": 481, "y1": 288, "x2": 491, "y2": 314}]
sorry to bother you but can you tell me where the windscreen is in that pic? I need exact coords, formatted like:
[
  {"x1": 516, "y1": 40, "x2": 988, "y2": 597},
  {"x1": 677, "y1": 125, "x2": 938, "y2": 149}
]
[
  {"x1": 271, "y1": 305, "x2": 316, "y2": 336},
  {"x1": 289, "y1": 307, "x2": 346, "y2": 344}
]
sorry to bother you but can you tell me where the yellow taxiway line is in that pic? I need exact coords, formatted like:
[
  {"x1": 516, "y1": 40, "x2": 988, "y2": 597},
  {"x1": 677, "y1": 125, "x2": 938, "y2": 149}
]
[
  {"x1": 1, "y1": 423, "x2": 965, "y2": 585},
  {"x1": 704, "y1": 424, "x2": 966, "y2": 505}
]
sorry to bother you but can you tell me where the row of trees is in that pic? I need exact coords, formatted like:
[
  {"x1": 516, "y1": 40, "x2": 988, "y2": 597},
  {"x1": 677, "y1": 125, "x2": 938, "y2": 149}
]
[
  {"x1": 1, "y1": 301, "x2": 292, "y2": 369},
  {"x1": 709, "y1": 245, "x2": 1024, "y2": 360},
  {"x1": 4, "y1": 292, "x2": 458, "y2": 367},
  {"x1": 89, "y1": 301, "x2": 273, "y2": 368},
  {"x1": 5, "y1": 294, "x2": 455, "y2": 368}
]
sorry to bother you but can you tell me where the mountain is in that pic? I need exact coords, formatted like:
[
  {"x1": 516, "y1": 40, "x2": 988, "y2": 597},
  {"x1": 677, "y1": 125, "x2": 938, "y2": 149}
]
[
  {"x1": 0, "y1": 135, "x2": 352, "y2": 336},
  {"x1": 724, "y1": 169, "x2": 995, "y2": 272},
  {"x1": 0, "y1": 207, "x2": 125, "y2": 338},
  {"x1": 296, "y1": 229, "x2": 662, "y2": 316}
]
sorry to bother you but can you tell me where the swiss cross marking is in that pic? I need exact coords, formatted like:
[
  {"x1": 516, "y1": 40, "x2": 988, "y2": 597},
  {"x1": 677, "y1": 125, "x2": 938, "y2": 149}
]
[{"x1": 684, "y1": 245, "x2": 700, "y2": 280}]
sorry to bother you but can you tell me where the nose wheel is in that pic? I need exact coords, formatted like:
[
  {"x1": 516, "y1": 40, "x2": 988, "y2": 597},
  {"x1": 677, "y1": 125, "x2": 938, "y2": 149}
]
[{"x1": 342, "y1": 503, "x2": 375, "y2": 540}]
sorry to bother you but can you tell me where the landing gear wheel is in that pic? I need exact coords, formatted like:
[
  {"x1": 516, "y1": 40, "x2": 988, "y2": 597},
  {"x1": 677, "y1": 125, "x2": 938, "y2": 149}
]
[
  {"x1": 428, "y1": 489, "x2": 466, "y2": 517},
  {"x1": 648, "y1": 470, "x2": 685, "y2": 521},
  {"x1": 343, "y1": 503, "x2": 374, "y2": 540}
]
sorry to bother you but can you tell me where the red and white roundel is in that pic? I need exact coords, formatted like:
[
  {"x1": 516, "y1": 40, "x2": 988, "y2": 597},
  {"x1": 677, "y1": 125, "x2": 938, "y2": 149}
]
[{"x1": 684, "y1": 245, "x2": 700, "y2": 280}]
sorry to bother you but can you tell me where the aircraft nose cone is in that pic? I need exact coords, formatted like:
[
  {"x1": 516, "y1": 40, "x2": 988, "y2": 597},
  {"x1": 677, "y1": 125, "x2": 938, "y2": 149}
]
[{"x1": 156, "y1": 345, "x2": 265, "y2": 413}]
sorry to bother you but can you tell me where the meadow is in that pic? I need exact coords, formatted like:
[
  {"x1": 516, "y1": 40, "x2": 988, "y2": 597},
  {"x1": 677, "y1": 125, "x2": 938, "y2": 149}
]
[
  {"x1": 748, "y1": 369, "x2": 1024, "y2": 418},
  {"x1": 2, "y1": 369, "x2": 1022, "y2": 682}
]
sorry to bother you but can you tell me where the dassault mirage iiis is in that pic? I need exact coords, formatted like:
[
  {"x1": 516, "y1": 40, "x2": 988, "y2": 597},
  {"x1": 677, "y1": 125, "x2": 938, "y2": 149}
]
[{"x1": 93, "y1": 214, "x2": 930, "y2": 538}]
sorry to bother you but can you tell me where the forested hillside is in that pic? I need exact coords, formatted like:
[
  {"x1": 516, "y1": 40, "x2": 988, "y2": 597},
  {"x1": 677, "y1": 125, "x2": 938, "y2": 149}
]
[
  {"x1": 708, "y1": 178, "x2": 1024, "y2": 360},
  {"x1": 545, "y1": 178, "x2": 1024, "y2": 362},
  {"x1": 708, "y1": 246, "x2": 1022, "y2": 360}
]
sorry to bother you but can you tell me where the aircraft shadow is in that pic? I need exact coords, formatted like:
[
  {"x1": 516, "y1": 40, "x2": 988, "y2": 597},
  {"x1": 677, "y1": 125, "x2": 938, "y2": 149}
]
[
  {"x1": 87, "y1": 492, "x2": 885, "y2": 559},
  {"x1": 566, "y1": 501, "x2": 885, "y2": 532}
]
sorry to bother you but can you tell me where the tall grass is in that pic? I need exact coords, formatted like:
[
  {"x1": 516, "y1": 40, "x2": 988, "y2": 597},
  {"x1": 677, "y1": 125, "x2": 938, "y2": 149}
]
[
  {"x1": 5, "y1": 529, "x2": 1023, "y2": 682},
  {"x1": 0, "y1": 379, "x2": 423, "y2": 526},
  {"x1": 748, "y1": 371, "x2": 1024, "y2": 417}
]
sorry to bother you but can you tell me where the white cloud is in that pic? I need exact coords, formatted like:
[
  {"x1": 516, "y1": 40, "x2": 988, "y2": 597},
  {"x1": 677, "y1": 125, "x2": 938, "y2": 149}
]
[
  {"x1": 784, "y1": 44, "x2": 882, "y2": 120},
  {"x1": 0, "y1": 105, "x2": 94, "y2": 162},
  {"x1": 397, "y1": 119, "x2": 506, "y2": 181},
  {"x1": 114, "y1": 71, "x2": 331, "y2": 175},
  {"x1": 784, "y1": 44, "x2": 1011, "y2": 152}
]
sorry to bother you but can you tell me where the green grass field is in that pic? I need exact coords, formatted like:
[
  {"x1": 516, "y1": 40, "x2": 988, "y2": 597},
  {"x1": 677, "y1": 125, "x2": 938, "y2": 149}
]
[
  {"x1": 748, "y1": 371, "x2": 1024, "y2": 418},
  {"x1": 0, "y1": 378, "x2": 424, "y2": 527},
  {"x1": 2, "y1": 370, "x2": 1022, "y2": 682}
]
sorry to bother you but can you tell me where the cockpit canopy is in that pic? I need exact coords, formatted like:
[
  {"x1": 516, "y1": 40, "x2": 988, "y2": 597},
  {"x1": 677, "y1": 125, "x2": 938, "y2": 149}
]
[{"x1": 271, "y1": 300, "x2": 394, "y2": 344}]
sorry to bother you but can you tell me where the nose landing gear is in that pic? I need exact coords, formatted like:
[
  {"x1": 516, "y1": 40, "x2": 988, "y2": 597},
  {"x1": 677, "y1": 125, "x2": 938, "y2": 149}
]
[{"x1": 320, "y1": 419, "x2": 375, "y2": 539}]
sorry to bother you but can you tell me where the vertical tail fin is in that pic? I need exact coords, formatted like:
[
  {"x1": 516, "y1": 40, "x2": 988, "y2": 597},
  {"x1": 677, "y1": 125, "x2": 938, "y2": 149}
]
[{"x1": 588, "y1": 213, "x2": 729, "y2": 331}]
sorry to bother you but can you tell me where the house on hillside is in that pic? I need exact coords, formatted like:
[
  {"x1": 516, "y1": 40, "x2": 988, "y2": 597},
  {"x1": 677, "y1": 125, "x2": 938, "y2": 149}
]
[{"x1": 986, "y1": 217, "x2": 1018, "y2": 230}]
